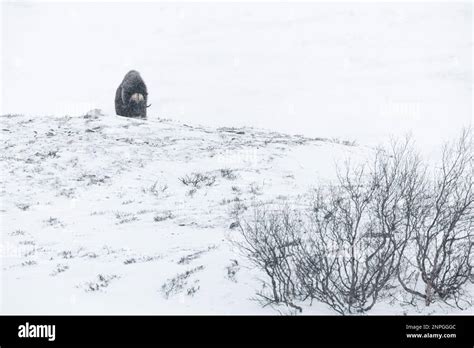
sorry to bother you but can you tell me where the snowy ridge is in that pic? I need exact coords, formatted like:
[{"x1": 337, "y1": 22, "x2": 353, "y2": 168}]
[{"x1": 1, "y1": 110, "x2": 470, "y2": 314}]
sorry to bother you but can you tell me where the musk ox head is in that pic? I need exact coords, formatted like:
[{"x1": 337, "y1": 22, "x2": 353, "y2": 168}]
[
  {"x1": 125, "y1": 92, "x2": 146, "y2": 117},
  {"x1": 115, "y1": 70, "x2": 149, "y2": 118}
]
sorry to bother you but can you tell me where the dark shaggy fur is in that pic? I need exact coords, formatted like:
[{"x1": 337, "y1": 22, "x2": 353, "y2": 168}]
[{"x1": 115, "y1": 70, "x2": 148, "y2": 118}]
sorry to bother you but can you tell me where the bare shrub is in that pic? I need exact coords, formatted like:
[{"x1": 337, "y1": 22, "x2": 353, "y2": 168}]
[
  {"x1": 220, "y1": 168, "x2": 237, "y2": 180},
  {"x1": 153, "y1": 211, "x2": 174, "y2": 222},
  {"x1": 236, "y1": 153, "x2": 414, "y2": 314},
  {"x1": 83, "y1": 274, "x2": 120, "y2": 292},
  {"x1": 397, "y1": 129, "x2": 473, "y2": 307},
  {"x1": 295, "y1": 147, "x2": 415, "y2": 314},
  {"x1": 179, "y1": 172, "x2": 216, "y2": 188},
  {"x1": 114, "y1": 211, "x2": 138, "y2": 224},
  {"x1": 143, "y1": 181, "x2": 168, "y2": 196},
  {"x1": 50, "y1": 264, "x2": 69, "y2": 276},
  {"x1": 177, "y1": 245, "x2": 217, "y2": 265},
  {"x1": 236, "y1": 206, "x2": 304, "y2": 312},
  {"x1": 226, "y1": 259, "x2": 240, "y2": 282},
  {"x1": 161, "y1": 265, "x2": 204, "y2": 299},
  {"x1": 235, "y1": 130, "x2": 473, "y2": 314}
]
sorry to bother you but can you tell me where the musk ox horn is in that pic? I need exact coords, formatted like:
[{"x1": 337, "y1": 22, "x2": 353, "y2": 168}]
[{"x1": 130, "y1": 93, "x2": 145, "y2": 103}]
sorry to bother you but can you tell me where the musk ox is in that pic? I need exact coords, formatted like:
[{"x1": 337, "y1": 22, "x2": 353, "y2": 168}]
[{"x1": 115, "y1": 70, "x2": 149, "y2": 118}]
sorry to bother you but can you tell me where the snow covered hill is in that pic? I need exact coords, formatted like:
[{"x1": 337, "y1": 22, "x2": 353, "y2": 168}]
[
  {"x1": 1, "y1": 110, "x2": 471, "y2": 315},
  {"x1": 0, "y1": 110, "x2": 357, "y2": 314}
]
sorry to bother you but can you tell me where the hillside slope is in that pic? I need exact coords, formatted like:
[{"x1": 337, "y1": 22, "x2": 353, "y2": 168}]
[{"x1": 1, "y1": 111, "x2": 470, "y2": 314}]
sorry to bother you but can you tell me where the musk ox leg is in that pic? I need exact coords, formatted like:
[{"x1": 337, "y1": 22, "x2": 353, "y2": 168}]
[{"x1": 115, "y1": 86, "x2": 126, "y2": 116}]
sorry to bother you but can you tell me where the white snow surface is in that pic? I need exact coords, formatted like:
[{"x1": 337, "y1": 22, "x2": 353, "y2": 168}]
[
  {"x1": 1, "y1": 1, "x2": 472, "y2": 315},
  {"x1": 1, "y1": 110, "x2": 472, "y2": 314},
  {"x1": 0, "y1": 110, "x2": 358, "y2": 314}
]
